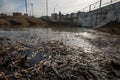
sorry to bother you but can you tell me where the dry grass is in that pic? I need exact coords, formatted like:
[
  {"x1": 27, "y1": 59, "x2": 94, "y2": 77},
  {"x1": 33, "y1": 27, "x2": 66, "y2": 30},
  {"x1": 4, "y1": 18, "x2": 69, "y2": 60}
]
[
  {"x1": 26, "y1": 17, "x2": 48, "y2": 26},
  {"x1": 6, "y1": 16, "x2": 29, "y2": 26},
  {"x1": 0, "y1": 19, "x2": 10, "y2": 26},
  {"x1": 0, "y1": 16, "x2": 48, "y2": 27}
]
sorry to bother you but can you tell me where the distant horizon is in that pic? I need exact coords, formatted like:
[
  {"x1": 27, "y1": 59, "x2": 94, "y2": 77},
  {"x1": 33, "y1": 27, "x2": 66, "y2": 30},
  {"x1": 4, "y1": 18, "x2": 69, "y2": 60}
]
[{"x1": 0, "y1": 0, "x2": 120, "y2": 17}]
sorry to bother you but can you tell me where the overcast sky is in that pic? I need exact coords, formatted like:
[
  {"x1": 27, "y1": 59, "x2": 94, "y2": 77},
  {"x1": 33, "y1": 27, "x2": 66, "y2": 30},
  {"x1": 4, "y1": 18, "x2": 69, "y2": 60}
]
[{"x1": 0, "y1": 0, "x2": 119, "y2": 17}]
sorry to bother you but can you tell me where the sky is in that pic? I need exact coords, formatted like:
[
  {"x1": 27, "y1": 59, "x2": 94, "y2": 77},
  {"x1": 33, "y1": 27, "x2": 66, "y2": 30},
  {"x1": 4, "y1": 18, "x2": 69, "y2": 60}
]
[{"x1": 0, "y1": 0, "x2": 119, "y2": 17}]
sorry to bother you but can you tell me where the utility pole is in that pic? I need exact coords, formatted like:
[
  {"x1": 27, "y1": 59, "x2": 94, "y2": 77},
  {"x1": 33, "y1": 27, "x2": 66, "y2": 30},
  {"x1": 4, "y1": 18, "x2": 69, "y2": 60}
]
[
  {"x1": 30, "y1": 10, "x2": 31, "y2": 16},
  {"x1": 25, "y1": 0, "x2": 28, "y2": 15},
  {"x1": 46, "y1": 0, "x2": 48, "y2": 16},
  {"x1": 31, "y1": 3, "x2": 34, "y2": 17}
]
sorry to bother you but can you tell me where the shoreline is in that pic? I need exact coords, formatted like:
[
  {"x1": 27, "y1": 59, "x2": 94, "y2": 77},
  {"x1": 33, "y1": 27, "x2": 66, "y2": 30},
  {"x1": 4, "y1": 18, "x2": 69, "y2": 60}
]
[
  {"x1": 0, "y1": 16, "x2": 120, "y2": 35},
  {"x1": 95, "y1": 21, "x2": 120, "y2": 35}
]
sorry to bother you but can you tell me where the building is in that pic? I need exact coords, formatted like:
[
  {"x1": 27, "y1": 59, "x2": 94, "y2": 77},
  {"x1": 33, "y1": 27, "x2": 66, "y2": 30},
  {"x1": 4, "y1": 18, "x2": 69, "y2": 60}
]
[
  {"x1": 51, "y1": 13, "x2": 58, "y2": 21},
  {"x1": 13, "y1": 12, "x2": 22, "y2": 16},
  {"x1": 50, "y1": 11, "x2": 64, "y2": 22},
  {"x1": 0, "y1": 13, "x2": 7, "y2": 17}
]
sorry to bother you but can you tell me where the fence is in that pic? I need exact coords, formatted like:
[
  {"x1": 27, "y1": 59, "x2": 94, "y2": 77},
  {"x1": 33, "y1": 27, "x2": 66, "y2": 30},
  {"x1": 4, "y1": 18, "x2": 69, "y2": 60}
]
[
  {"x1": 80, "y1": 0, "x2": 120, "y2": 12},
  {"x1": 0, "y1": 0, "x2": 120, "y2": 17}
]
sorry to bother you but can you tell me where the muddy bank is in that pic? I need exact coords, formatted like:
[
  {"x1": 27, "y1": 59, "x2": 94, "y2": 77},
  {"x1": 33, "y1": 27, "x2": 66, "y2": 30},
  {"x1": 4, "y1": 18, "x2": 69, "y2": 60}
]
[
  {"x1": 0, "y1": 37, "x2": 120, "y2": 80},
  {"x1": 95, "y1": 21, "x2": 120, "y2": 35},
  {"x1": 0, "y1": 16, "x2": 48, "y2": 27}
]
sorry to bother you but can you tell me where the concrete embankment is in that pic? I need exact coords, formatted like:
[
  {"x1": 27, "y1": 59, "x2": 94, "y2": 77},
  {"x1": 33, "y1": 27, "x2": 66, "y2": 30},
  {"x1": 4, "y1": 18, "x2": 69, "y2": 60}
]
[
  {"x1": 0, "y1": 16, "x2": 48, "y2": 27},
  {"x1": 95, "y1": 21, "x2": 120, "y2": 35}
]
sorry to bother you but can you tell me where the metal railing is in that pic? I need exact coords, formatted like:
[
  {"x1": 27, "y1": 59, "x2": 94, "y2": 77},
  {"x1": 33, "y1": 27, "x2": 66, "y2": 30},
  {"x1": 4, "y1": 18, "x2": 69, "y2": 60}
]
[{"x1": 80, "y1": 0, "x2": 120, "y2": 12}]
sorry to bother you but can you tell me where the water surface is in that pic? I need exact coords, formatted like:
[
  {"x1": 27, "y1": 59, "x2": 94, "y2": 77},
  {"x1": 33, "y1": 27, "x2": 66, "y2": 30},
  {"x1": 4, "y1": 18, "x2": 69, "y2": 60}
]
[{"x1": 0, "y1": 26, "x2": 120, "y2": 63}]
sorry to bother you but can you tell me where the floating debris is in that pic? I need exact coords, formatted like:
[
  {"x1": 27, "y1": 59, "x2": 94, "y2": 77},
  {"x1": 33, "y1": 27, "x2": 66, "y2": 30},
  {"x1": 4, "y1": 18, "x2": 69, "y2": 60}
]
[{"x1": 0, "y1": 37, "x2": 120, "y2": 80}]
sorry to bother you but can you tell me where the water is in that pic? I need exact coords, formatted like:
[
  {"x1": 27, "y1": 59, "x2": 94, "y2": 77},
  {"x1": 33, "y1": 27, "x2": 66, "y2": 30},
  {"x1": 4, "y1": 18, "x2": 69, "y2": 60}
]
[
  {"x1": 0, "y1": 26, "x2": 86, "y2": 41},
  {"x1": 0, "y1": 26, "x2": 119, "y2": 53},
  {"x1": 0, "y1": 26, "x2": 120, "y2": 63}
]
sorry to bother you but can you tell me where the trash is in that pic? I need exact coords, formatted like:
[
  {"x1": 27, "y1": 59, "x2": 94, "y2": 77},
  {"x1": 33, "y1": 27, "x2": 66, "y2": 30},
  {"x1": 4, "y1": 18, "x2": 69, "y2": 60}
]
[{"x1": 0, "y1": 37, "x2": 120, "y2": 80}]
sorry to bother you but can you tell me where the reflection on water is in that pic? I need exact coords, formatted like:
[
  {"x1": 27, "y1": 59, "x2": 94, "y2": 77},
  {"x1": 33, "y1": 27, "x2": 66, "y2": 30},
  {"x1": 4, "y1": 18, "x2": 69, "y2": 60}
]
[
  {"x1": 0, "y1": 26, "x2": 87, "y2": 41},
  {"x1": 0, "y1": 26, "x2": 98, "y2": 52},
  {"x1": 0, "y1": 26, "x2": 120, "y2": 64},
  {"x1": 0, "y1": 26, "x2": 119, "y2": 54}
]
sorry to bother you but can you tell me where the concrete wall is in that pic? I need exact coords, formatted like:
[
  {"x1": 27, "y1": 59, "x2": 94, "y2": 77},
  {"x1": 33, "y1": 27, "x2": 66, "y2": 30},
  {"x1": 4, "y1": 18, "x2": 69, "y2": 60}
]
[
  {"x1": 77, "y1": 2, "x2": 120, "y2": 27},
  {"x1": 49, "y1": 2, "x2": 120, "y2": 27},
  {"x1": 117, "y1": 2, "x2": 120, "y2": 22},
  {"x1": 118, "y1": 9, "x2": 120, "y2": 22}
]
